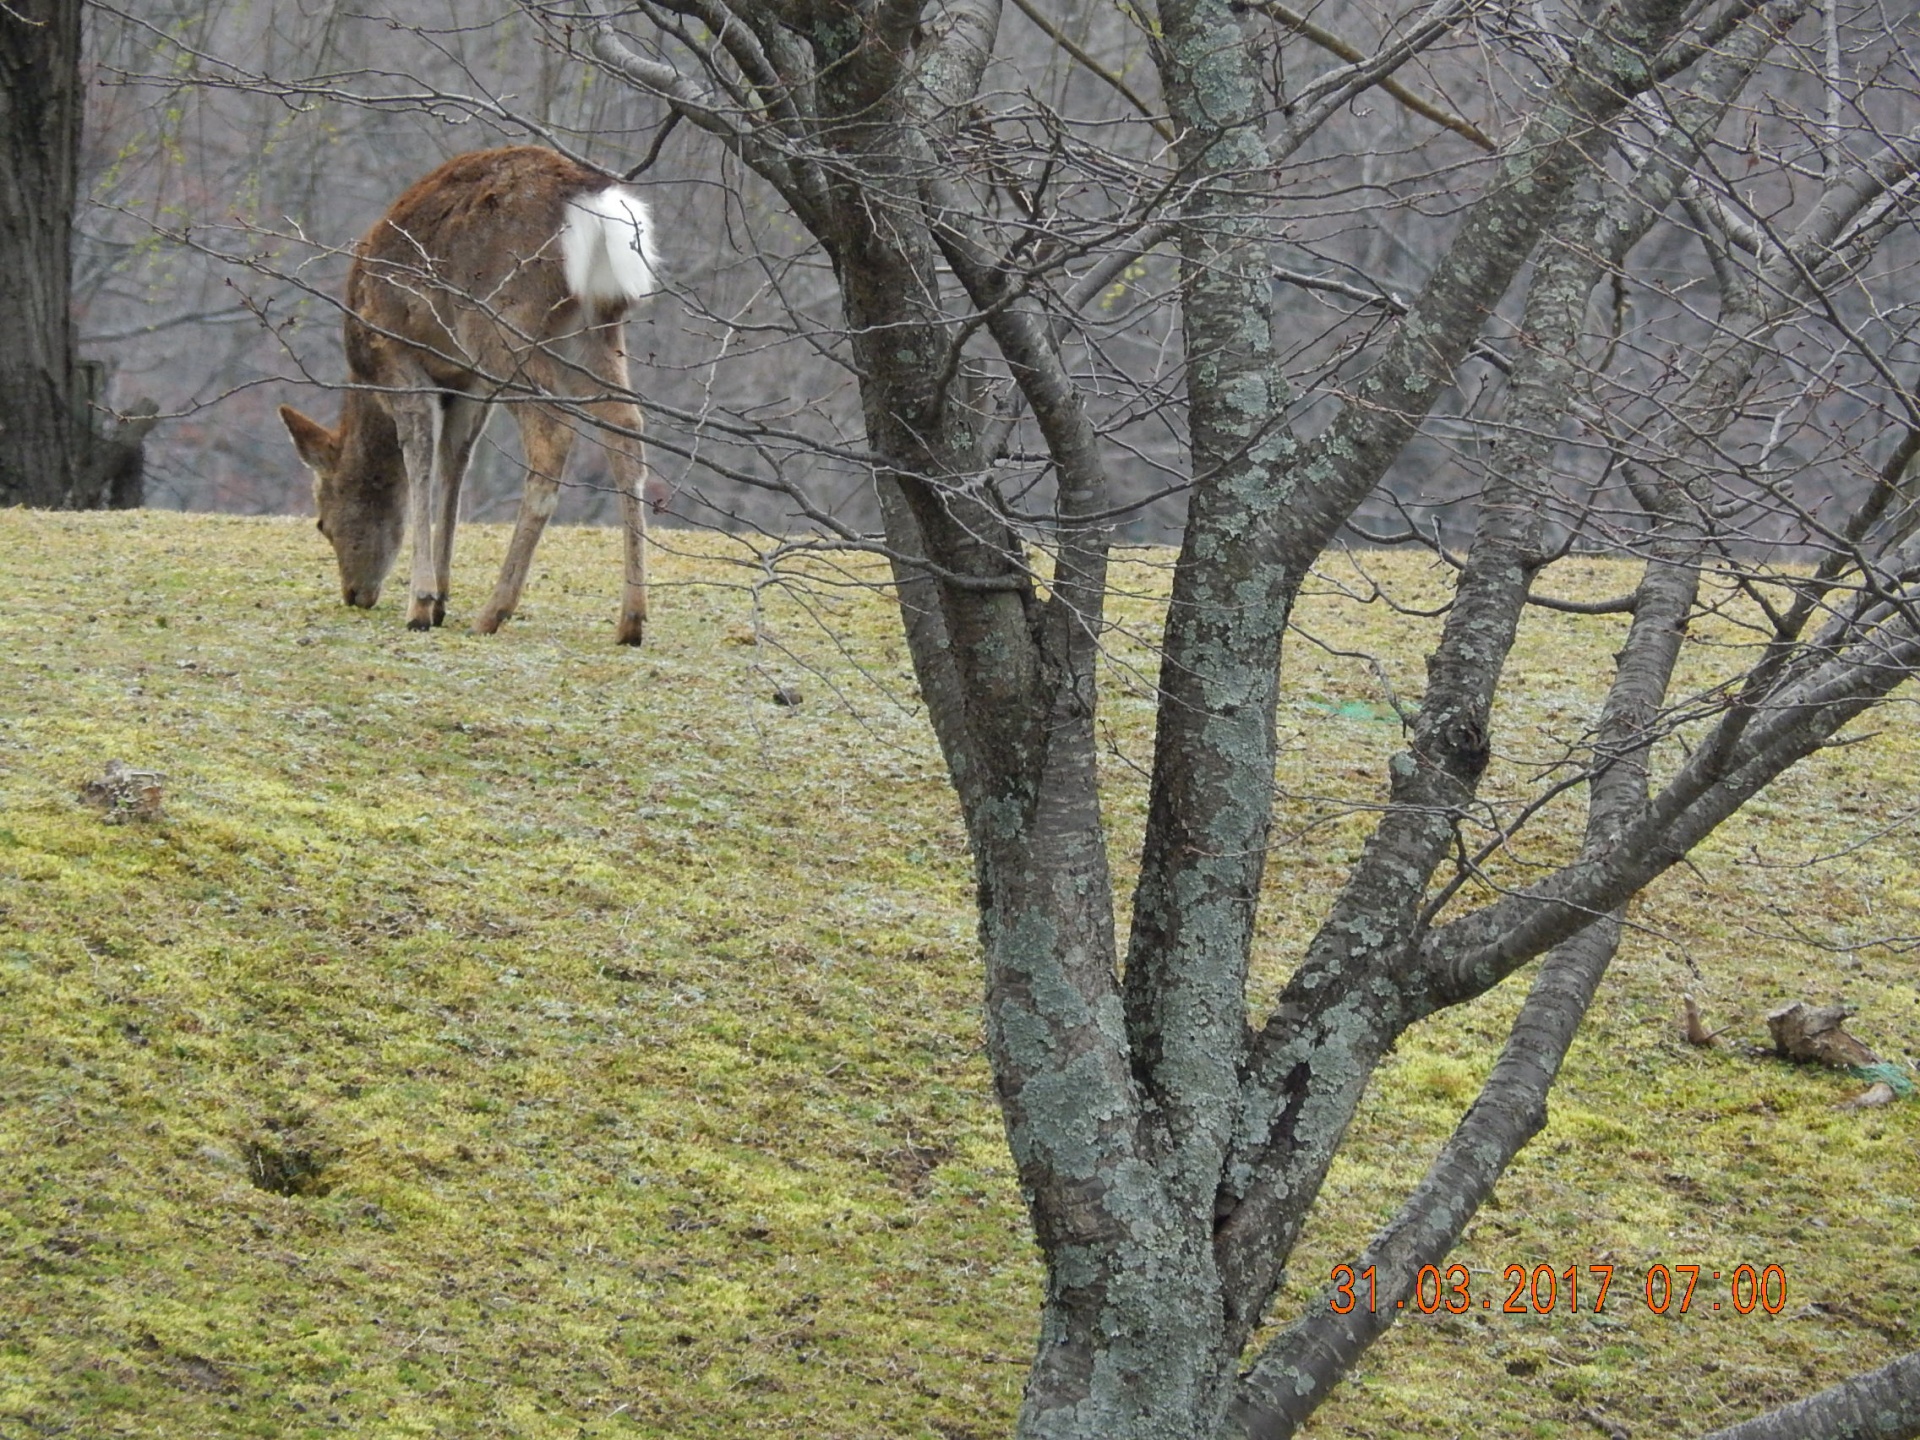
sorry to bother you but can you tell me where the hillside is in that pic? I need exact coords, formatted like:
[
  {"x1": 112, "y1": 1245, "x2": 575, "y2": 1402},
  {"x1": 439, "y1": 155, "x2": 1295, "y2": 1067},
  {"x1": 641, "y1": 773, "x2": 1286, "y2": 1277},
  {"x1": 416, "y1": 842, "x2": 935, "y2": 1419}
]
[{"x1": 2, "y1": 509, "x2": 1916, "y2": 1438}]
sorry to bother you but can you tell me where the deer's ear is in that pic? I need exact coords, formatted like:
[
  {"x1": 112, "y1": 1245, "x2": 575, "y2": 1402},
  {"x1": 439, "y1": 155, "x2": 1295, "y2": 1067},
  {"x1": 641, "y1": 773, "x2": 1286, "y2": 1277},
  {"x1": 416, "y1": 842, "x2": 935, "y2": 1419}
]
[{"x1": 279, "y1": 405, "x2": 340, "y2": 472}]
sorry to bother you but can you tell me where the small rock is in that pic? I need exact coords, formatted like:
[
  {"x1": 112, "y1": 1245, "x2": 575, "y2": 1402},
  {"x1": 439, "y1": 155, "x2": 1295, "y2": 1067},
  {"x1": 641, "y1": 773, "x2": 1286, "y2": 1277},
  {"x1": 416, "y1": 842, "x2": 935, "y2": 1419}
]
[
  {"x1": 79, "y1": 760, "x2": 165, "y2": 823},
  {"x1": 1837, "y1": 1080, "x2": 1897, "y2": 1111}
]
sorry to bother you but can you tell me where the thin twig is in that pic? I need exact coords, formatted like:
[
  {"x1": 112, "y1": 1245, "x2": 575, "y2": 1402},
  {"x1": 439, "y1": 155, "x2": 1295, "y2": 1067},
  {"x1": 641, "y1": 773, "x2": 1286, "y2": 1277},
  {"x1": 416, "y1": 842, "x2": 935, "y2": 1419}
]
[
  {"x1": 1004, "y1": 0, "x2": 1172, "y2": 141},
  {"x1": 1246, "y1": 0, "x2": 1496, "y2": 152}
]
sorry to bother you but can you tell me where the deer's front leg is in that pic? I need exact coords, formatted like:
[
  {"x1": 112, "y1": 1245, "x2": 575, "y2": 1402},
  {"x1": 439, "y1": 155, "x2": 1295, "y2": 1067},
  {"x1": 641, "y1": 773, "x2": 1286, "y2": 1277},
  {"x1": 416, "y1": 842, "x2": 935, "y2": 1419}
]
[
  {"x1": 432, "y1": 397, "x2": 487, "y2": 616},
  {"x1": 391, "y1": 398, "x2": 445, "y2": 630}
]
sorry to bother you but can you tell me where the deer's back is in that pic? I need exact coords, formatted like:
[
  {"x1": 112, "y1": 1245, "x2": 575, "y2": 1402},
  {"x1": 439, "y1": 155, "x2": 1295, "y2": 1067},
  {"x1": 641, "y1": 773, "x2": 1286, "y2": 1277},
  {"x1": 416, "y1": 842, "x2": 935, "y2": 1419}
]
[{"x1": 343, "y1": 147, "x2": 624, "y2": 391}]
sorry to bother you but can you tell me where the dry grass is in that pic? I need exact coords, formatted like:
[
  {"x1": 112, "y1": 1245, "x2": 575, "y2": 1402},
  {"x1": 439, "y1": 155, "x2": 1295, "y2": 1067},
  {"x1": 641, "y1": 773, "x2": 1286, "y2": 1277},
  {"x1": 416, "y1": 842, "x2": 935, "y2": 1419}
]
[{"x1": 1, "y1": 508, "x2": 1915, "y2": 1438}]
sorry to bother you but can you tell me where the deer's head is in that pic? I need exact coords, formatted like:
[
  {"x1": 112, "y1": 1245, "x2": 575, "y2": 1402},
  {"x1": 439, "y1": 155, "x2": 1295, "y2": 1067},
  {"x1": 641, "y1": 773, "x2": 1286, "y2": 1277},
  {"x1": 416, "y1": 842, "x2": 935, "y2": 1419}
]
[{"x1": 280, "y1": 397, "x2": 406, "y2": 608}]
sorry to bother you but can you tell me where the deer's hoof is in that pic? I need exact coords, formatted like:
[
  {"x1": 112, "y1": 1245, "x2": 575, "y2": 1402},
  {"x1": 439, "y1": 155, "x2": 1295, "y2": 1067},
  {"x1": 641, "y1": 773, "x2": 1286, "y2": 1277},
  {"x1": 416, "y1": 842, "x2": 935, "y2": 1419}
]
[
  {"x1": 407, "y1": 593, "x2": 446, "y2": 631},
  {"x1": 472, "y1": 611, "x2": 506, "y2": 636},
  {"x1": 615, "y1": 614, "x2": 646, "y2": 647}
]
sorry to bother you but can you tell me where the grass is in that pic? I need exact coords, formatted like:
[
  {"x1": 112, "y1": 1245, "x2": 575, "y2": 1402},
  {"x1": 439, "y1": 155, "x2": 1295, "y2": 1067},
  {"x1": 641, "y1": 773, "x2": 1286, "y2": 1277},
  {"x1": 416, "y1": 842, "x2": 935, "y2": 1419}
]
[{"x1": 1, "y1": 508, "x2": 1916, "y2": 1438}]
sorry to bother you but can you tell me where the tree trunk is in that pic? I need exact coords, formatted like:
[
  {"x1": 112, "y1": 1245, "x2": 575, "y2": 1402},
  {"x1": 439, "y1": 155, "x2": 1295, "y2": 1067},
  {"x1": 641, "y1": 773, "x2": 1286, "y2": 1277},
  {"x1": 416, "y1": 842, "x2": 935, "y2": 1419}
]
[{"x1": 0, "y1": 0, "x2": 84, "y2": 508}]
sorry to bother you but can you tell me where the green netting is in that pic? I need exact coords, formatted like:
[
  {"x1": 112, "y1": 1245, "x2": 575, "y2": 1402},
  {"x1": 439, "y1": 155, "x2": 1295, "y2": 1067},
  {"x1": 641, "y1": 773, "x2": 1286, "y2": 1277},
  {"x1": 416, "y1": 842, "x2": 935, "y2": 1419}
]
[{"x1": 1847, "y1": 1061, "x2": 1916, "y2": 1097}]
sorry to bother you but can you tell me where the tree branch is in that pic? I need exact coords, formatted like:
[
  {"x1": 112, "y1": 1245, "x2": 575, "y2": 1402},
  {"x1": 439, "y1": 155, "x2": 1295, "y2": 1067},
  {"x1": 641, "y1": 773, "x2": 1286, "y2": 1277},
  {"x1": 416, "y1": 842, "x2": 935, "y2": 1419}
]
[
  {"x1": 1230, "y1": 915, "x2": 1624, "y2": 1438},
  {"x1": 1245, "y1": 0, "x2": 1495, "y2": 152},
  {"x1": 1700, "y1": 1348, "x2": 1920, "y2": 1440}
]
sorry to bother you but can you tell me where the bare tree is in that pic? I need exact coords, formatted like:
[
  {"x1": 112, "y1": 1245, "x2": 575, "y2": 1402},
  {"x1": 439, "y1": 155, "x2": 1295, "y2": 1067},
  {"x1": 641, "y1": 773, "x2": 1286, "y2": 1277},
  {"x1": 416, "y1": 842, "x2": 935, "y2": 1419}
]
[{"x1": 484, "y1": 0, "x2": 1918, "y2": 1436}]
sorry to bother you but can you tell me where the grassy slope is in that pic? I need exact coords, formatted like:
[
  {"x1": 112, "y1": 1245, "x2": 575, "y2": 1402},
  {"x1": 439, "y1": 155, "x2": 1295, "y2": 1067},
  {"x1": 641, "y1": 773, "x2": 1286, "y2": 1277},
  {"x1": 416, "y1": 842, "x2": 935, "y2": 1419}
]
[{"x1": 1, "y1": 509, "x2": 1915, "y2": 1439}]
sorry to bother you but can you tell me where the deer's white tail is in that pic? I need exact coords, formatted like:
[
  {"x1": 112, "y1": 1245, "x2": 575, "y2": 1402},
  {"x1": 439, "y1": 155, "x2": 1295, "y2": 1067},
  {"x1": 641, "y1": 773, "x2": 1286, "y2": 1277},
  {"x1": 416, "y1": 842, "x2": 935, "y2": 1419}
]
[{"x1": 561, "y1": 188, "x2": 660, "y2": 305}]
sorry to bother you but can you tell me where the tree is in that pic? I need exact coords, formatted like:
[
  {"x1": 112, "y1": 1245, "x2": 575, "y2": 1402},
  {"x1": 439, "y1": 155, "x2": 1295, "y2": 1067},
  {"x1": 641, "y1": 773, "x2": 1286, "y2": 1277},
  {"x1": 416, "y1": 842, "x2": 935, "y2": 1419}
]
[
  {"x1": 489, "y1": 0, "x2": 1920, "y2": 1435},
  {"x1": 0, "y1": 0, "x2": 87, "y2": 506},
  {"x1": 0, "y1": 0, "x2": 155, "y2": 509}
]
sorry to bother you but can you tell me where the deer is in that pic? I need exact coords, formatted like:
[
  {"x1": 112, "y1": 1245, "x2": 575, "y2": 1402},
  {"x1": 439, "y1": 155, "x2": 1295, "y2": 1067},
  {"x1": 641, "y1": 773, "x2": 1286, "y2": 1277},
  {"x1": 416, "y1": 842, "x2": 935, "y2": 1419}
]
[{"x1": 278, "y1": 146, "x2": 660, "y2": 644}]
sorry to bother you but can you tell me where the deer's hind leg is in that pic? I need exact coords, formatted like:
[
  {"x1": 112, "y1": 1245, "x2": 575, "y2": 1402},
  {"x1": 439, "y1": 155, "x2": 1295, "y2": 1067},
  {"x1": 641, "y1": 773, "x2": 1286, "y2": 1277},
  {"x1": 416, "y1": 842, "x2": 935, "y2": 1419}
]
[
  {"x1": 591, "y1": 337, "x2": 649, "y2": 647},
  {"x1": 473, "y1": 401, "x2": 573, "y2": 636}
]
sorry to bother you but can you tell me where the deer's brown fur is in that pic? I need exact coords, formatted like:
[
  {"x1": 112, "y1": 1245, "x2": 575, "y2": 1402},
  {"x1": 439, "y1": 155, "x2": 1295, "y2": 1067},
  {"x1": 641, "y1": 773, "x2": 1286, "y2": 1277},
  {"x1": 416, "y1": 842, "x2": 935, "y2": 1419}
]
[{"x1": 280, "y1": 146, "x2": 659, "y2": 642}]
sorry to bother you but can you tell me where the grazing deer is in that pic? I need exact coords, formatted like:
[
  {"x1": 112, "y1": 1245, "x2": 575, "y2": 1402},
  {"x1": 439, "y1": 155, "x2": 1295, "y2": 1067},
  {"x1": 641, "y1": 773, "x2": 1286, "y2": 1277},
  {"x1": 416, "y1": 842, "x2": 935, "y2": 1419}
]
[{"x1": 279, "y1": 146, "x2": 660, "y2": 643}]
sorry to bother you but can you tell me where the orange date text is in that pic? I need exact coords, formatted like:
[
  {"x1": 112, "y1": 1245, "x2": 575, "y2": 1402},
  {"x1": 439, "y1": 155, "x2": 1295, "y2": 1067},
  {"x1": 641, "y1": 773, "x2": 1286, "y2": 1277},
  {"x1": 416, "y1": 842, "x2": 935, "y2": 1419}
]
[{"x1": 1328, "y1": 1262, "x2": 1786, "y2": 1316}]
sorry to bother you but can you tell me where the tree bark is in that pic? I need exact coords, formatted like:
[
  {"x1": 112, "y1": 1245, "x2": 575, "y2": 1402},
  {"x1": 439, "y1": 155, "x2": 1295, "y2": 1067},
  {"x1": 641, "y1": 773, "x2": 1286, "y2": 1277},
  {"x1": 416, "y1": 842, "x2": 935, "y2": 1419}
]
[
  {"x1": 1701, "y1": 1350, "x2": 1920, "y2": 1440},
  {"x1": 0, "y1": 0, "x2": 85, "y2": 508}
]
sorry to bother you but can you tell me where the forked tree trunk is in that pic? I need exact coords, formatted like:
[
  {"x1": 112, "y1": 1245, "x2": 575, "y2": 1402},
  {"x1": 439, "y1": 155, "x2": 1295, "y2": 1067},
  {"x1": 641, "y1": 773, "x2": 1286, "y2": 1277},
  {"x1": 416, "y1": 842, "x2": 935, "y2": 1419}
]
[
  {"x1": 0, "y1": 0, "x2": 84, "y2": 507},
  {"x1": 571, "y1": 0, "x2": 1920, "y2": 1432}
]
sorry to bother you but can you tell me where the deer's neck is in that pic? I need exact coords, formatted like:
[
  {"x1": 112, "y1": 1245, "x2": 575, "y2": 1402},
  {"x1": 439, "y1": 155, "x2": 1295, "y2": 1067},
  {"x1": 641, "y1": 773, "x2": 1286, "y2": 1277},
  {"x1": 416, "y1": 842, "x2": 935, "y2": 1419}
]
[{"x1": 338, "y1": 387, "x2": 407, "y2": 499}]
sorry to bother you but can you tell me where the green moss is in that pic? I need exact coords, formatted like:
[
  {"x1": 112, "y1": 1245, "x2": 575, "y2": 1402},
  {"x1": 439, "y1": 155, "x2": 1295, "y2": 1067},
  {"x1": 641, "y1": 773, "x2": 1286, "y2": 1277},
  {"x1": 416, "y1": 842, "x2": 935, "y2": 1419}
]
[{"x1": 2, "y1": 514, "x2": 1916, "y2": 1437}]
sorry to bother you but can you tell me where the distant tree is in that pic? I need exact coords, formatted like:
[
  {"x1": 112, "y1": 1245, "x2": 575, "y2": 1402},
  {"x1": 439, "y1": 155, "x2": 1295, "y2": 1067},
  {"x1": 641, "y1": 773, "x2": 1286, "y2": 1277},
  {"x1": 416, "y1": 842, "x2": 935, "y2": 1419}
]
[
  {"x1": 497, "y1": 0, "x2": 1920, "y2": 1436},
  {"x1": 0, "y1": 0, "x2": 152, "y2": 509},
  {"x1": 0, "y1": 0, "x2": 87, "y2": 506}
]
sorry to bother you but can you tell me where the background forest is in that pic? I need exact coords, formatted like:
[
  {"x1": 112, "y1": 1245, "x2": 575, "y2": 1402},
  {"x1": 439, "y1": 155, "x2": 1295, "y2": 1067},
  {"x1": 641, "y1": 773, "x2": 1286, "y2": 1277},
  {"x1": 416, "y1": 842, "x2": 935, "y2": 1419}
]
[{"x1": 85, "y1": 0, "x2": 1915, "y2": 549}]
